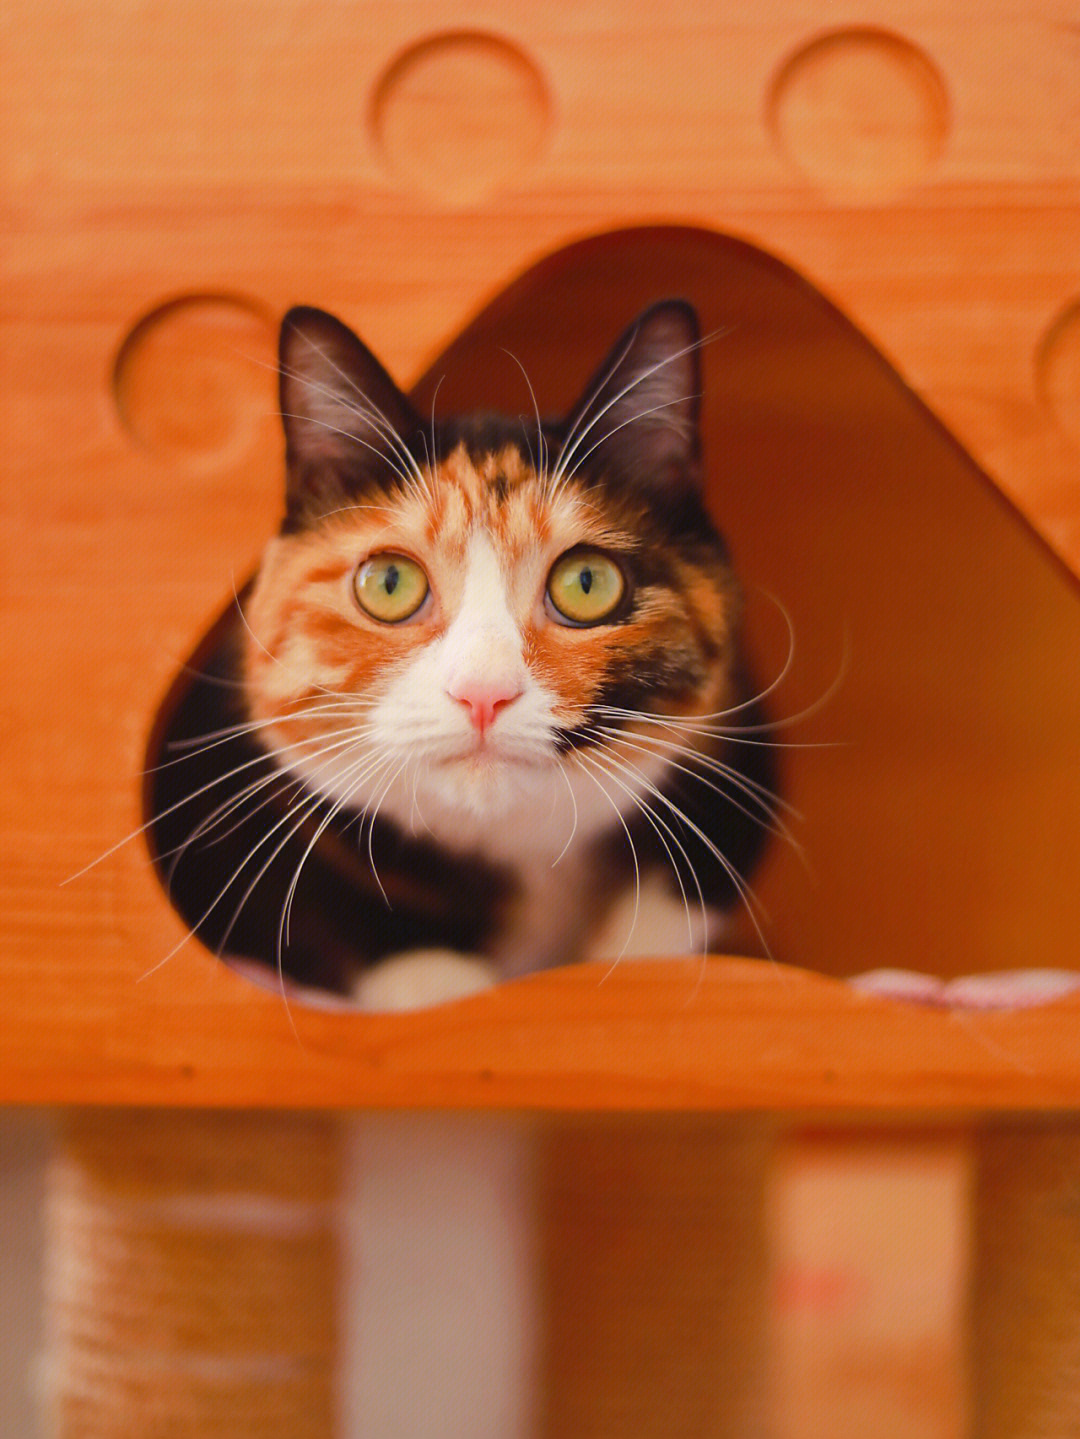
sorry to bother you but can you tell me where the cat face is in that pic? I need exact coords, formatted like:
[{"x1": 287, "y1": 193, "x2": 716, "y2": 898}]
[{"x1": 242, "y1": 303, "x2": 739, "y2": 864}]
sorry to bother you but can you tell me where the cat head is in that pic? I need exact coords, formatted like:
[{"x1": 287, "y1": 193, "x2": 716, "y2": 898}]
[{"x1": 243, "y1": 302, "x2": 740, "y2": 860}]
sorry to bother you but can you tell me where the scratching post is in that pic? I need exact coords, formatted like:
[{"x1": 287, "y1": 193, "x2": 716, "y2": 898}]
[
  {"x1": 969, "y1": 1121, "x2": 1080, "y2": 1438},
  {"x1": 42, "y1": 1110, "x2": 342, "y2": 1439},
  {"x1": 540, "y1": 1116, "x2": 776, "y2": 1439}
]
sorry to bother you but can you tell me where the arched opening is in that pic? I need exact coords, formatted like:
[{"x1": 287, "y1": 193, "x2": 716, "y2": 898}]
[{"x1": 145, "y1": 225, "x2": 1080, "y2": 999}]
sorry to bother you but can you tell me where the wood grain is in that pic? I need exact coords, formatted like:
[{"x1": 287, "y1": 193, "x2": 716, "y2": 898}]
[
  {"x1": 4, "y1": 958, "x2": 1080, "y2": 1111},
  {"x1": 3, "y1": 0, "x2": 1080, "y2": 1111}
]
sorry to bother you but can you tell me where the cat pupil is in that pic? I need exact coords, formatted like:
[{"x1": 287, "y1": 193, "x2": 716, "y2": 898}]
[
  {"x1": 580, "y1": 567, "x2": 593, "y2": 594},
  {"x1": 384, "y1": 565, "x2": 399, "y2": 595}
]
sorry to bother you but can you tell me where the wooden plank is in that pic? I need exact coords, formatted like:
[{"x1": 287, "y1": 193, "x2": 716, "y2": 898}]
[
  {"x1": 3, "y1": 958, "x2": 1080, "y2": 1111},
  {"x1": 3, "y1": 0, "x2": 1080, "y2": 1110}
]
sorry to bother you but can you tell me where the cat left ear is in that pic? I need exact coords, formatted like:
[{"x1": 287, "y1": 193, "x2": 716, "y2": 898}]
[
  {"x1": 559, "y1": 300, "x2": 702, "y2": 493},
  {"x1": 278, "y1": 307, "x2": 422, "y2": 522}
]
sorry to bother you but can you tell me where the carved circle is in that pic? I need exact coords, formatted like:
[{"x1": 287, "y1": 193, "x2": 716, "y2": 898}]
[
  {"x1": 371, "y1": 32, "x2": 550, "y2": 203},
  {"x1": 1037, "y1": 301, "x2": 1080, "y2": 446},
  {"x1": 114, "y1": 296, "x2": 276, "y2": 466},
  {"x1": 768, "y1": 29, "x2": 950, "y2": 196}
]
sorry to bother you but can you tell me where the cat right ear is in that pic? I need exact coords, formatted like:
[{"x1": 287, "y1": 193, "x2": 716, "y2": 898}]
[
  {"x1": 559, "y1": 301, "x2": 703, "y2": 496},
  {"x1": 278, "y1": 307, "x2": 423, "y2": 525}
]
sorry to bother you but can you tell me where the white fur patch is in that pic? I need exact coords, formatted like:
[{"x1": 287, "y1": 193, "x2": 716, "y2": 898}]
[
  {"x1": 587, "y1": 873, "x2": 726, "y2": 963},
  {"x1": 352, "y1": 950, "x2": 498, "y2": 1012},
  {"x1": 851, "y1": 968, "x2": 1080, "y2": 1011}
]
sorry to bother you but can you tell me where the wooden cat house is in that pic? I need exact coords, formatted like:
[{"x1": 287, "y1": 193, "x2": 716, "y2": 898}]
[{"x1": 4, "y1": 2, "x2": 1080, "y2": 1435}]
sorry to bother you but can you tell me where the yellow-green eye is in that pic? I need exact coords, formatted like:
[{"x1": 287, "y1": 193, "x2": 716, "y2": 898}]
[
  {"x1": 353, "y1": 554, "x2": 429, "y2": 623},
  {"x1": 546, "y1": 551, "x2": 626, "y2": 625}
]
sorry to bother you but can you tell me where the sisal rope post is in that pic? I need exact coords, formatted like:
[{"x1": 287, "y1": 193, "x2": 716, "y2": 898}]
[
  {"x1": 538, "y1": 1115, "x2": 776, "y2": 1439},
  {"x1": 42, "y1": 1109, "x2": 342, "y2": 1439},
  {"x1": 969, "y1": 1120, "x2": 1080, "y2": 1438}
]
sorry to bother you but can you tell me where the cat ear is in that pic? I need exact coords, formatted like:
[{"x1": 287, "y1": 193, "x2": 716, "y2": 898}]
[
  {"x1": 559, "y1": 300, "x2": 702, "y2": 492},
  {"x1": 278, "y1": 307, "x2": 422, "y2": 521}
]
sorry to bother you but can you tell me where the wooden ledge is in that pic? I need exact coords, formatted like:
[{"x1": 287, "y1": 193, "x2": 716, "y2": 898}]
[{"x1": 4, "y1": 957, "x2": 1080, "y2": 1112}]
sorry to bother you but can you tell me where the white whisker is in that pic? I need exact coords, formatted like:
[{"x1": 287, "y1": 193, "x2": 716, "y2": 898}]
[
  {"x1": 549, "y1": 330, "x2": 720, "y2": 494},
  {"x1": 278, "y1": 409, "x2": 415, "y2": 493},
  {"x1": 162, "y1": 767, "x2": 298, "y2": 877},
  {"x1": 362, "y1": 754, "x2": 411, "y2": 908},
  {"x1": 137, "y1": 780, "x2": 331, "y2": 981},
  {"x1": 502, "y1": 350, "x2": 548, "y2": 487},
  {"x1": 590, "y1": 723, "x2": 802, "y2": 836},
  {"x1": 569, "y1": 751, "x2": 641, "y2": 973},
  {"x1": 278, "y1": 744, "x2": 396, "y2": 955},
  {"x1": 162, "y1": 724, "x2": 379, "y2": 876},
  {"x1": 548, "y1": 329, "x2": 638, "y2": 497},
  {"x1": 158, "y1": 699, "x2": 369, "y2": 766},
  {"x1": 244, "y1": 343, "x2": 420, "y2": 495},
  {"x1": 427, "y1": 374, "x2": 445, "y2": 509},
  {"x1": 214, "y1": 742, "x2": 388, "y2": 961},
  {"x1": 553, "y1": 393, "x2": 699, "y2": 495},
  {"x1": 579, "y1": 736, "x2": 773, "y2": 960},
  {"x1": 65, "y1": 738, "x2": 306, "y2": 885},
  {"x1": 228, "y1": 577, "x2": 342, "y2": 702},
  {"x1": 589, "y1": 725, "x2": 802, "y2": 860},
  {"x1": 278, "y1": 334, "x2": 429, "y2": 495},
  {"x1": 577, "y1": 744, "x2": 703, "y2": 954},
  {"x1": 551, "y1": 760, "x2": 581, "y2": 867},
  {"x1": 306, "y1": 500, "x2": 394, "y2": 524}
]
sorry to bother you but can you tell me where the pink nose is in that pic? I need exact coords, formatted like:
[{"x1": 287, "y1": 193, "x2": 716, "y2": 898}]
[{"x1": 447, "y1": 680, "x2": 523, "y2": 733}]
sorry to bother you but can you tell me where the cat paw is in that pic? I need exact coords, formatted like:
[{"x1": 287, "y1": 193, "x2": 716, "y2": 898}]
[
  {"x1": 351, "y1": 950, "x2": 498, "y2": 1012},
  {"x1": 851, "y1": 967, "x2": 1080, "y2": 1011}
]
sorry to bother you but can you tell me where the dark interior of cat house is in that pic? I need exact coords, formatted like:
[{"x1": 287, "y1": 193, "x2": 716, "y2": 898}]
[{"x1": 147, "y1": 226, "x2": 1080, "y2": 998}]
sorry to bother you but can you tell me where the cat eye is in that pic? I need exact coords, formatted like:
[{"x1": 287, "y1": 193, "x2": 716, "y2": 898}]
[
  {"x1": 546, "y1": 550, "x2": 626, "y2": 626},
  {"x1": 353, "y1": 553, "x2": 430, "y2": 623}
]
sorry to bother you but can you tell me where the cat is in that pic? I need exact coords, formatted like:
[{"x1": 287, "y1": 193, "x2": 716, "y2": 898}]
[{"x1": 147, "y1": 301, "x2": 778, "y2": 1008}]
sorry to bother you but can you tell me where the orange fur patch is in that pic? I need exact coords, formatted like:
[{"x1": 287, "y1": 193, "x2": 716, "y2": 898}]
[{"x1": 244, "y1": 442, "x2": 736, "y2": 747}]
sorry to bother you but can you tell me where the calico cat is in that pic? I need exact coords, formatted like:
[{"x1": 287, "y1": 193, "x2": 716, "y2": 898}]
[{"x1": 147, "y1": 301, "x2": 777, "y2": 1007}]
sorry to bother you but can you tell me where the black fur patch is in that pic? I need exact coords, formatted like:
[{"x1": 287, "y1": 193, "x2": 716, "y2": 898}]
[{"x1": 145, "y1": 610, "x2": 515, "y2": 994}]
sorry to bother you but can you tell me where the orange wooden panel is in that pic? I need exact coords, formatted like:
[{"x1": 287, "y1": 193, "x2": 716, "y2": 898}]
[
  {"x1": 3, "y1": 0, "x2": 1080, "y2": 1110},
  {"x1": 3, "y1": 956, "x2": 1080, "y2": 1111},
  {"x1": 5, "y1": 2, "x2": 1079, "y2": 556}
]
